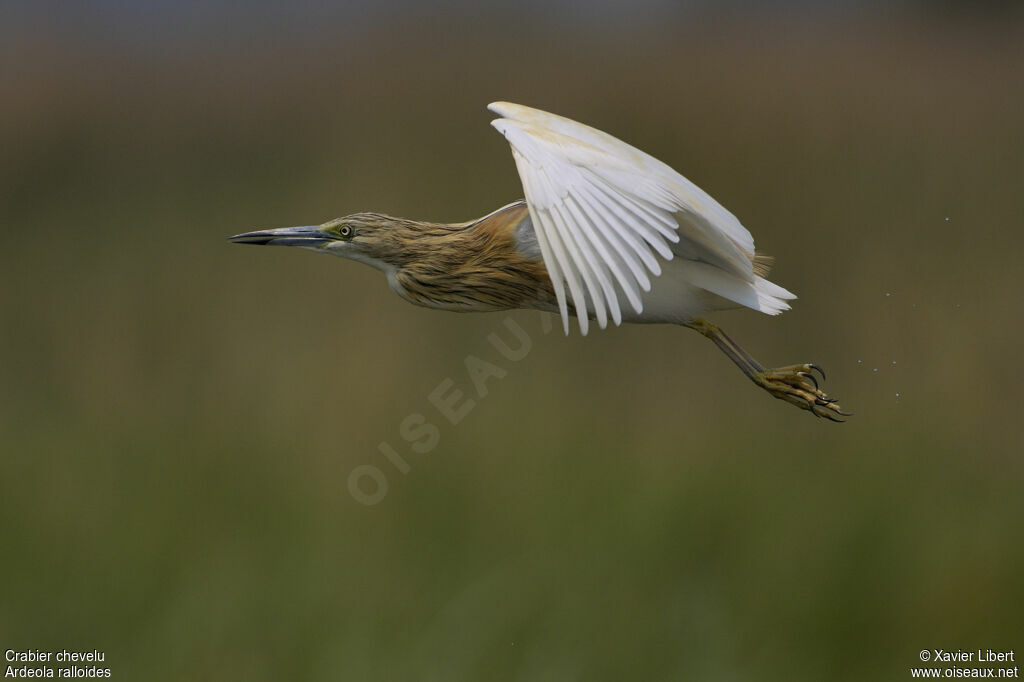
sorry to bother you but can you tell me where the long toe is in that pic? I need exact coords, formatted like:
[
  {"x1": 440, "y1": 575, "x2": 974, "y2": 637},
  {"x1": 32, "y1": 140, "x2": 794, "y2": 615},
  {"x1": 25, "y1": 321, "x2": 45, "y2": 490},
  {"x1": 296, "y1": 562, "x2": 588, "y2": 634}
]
[{"x1": 756, "y1": 364, "x2": 851, "y2": 421}]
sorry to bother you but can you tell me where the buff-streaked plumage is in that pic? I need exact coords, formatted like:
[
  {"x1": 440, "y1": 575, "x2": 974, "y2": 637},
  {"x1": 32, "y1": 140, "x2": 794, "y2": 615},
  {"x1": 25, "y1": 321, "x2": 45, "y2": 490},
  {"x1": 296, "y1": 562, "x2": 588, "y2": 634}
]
[
  {"x1": 340, "y1": 203, "x2": 557, "y2": 313},
  {"x1": 230, "y1": 102, "x2": 850, "y2": 420}
]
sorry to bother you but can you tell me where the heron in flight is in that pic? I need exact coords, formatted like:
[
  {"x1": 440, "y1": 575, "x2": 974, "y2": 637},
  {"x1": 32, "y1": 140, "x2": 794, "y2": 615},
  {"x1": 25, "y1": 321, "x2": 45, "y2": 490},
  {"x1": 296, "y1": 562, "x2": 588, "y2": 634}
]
[{"x1": 231, "y1": 102, "x2": 849, "y2": 420}]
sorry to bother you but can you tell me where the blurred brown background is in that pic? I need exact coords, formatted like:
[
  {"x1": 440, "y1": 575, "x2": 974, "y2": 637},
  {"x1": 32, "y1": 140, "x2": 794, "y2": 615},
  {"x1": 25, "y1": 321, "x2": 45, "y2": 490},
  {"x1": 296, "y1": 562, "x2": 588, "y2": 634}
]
[{"x1": 1, "y1": 1, "x2": 1022, "y2": 679}]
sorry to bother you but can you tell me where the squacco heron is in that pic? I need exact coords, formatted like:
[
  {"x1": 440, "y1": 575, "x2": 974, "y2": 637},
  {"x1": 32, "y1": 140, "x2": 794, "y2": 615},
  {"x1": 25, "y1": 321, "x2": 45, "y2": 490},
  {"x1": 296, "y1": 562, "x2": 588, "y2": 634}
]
[{"x1": 231, "y1": 102, "x2": 849, "y2": 420}]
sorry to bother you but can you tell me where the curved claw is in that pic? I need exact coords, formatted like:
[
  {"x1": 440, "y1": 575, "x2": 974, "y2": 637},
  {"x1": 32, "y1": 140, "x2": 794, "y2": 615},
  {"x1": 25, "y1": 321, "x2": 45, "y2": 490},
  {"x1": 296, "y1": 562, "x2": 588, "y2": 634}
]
[
  {"x1": 808, "y1": 363, "x2": 827, "y2": 381},
  {"x1": 798, "y1": 371, "x2": 819, "y2": 390},
  {"x1": 753, "y1": 363, "x2": 849, "y2": 422}
]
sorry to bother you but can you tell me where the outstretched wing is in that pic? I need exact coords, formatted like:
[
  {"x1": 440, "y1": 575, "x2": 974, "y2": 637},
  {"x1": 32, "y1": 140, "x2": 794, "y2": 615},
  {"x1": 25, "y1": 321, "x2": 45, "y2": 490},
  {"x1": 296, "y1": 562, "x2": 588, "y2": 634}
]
[{"x1": 489, "y1": 101, "x2": 762, "y2": 335}]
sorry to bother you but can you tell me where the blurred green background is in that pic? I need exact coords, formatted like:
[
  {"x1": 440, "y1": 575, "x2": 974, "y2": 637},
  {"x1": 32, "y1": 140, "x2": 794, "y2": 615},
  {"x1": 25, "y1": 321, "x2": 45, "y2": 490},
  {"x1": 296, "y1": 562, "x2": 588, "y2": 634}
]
[{"x1": 1, "y1": 2, "x2": 1022, "y2": 679}]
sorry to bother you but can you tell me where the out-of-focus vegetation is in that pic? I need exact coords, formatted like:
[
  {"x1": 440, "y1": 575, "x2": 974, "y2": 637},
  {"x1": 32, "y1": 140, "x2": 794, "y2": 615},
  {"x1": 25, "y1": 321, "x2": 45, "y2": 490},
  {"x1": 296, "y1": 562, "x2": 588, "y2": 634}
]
[{"x1": 1, "y1": 5, "x2": 1022, "y2": 680}]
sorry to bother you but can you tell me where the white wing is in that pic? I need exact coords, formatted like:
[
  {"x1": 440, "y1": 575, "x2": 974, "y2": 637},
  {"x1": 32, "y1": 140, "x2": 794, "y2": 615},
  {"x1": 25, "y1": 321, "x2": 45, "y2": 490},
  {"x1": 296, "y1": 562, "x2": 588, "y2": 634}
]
[{"x1": 489, "y1": 101, "x2": 764, "y2": 335}]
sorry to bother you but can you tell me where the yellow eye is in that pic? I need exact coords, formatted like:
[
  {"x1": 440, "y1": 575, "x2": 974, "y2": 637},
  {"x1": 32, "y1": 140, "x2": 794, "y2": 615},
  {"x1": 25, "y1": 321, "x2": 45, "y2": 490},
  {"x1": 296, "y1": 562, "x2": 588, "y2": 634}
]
[{"x1": 339, "y1": 225, "x2": 352, "y2": 238}]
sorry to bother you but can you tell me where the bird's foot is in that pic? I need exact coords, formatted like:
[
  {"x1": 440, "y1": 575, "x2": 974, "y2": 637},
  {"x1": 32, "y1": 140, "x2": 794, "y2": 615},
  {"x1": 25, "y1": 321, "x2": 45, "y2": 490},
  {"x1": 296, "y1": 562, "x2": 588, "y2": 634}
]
[{"x1": 752, "y1": 364, "x2": 851, "y2": 421}]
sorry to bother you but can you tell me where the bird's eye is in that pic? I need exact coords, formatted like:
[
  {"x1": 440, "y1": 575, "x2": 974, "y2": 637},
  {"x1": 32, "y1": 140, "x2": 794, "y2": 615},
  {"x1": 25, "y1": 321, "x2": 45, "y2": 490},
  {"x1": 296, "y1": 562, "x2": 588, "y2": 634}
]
[{"x1": 339, "y1": 225, "x2": 353, "y2": 238}]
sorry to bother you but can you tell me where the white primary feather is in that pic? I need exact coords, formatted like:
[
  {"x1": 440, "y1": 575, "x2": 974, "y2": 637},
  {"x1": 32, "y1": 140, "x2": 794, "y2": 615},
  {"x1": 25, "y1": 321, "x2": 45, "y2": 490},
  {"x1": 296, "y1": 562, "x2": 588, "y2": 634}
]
[{"x1": 489, "y1": 101, "x2": 795, "y2": 334}]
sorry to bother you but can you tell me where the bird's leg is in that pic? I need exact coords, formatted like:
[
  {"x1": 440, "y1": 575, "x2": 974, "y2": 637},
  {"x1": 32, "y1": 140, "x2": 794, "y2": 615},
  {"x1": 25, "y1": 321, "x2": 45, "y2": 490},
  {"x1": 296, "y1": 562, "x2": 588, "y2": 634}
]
[{"x1": 684, "y1": 318, "x2": 851, "y2": 421}]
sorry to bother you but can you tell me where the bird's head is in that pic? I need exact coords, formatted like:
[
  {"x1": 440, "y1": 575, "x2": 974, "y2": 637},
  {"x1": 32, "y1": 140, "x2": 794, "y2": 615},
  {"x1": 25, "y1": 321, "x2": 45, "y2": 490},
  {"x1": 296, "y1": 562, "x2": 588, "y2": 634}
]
[{"x1": 229, "y1": 213, "x2": 415, "y2": 272}]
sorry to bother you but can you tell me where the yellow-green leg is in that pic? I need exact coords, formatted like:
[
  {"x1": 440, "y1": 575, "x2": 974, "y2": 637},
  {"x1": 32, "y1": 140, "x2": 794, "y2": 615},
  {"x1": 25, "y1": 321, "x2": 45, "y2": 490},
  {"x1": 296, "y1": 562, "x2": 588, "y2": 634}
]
[{"x1": 685, "y1": 318, "x2": 851, "y2": 422}]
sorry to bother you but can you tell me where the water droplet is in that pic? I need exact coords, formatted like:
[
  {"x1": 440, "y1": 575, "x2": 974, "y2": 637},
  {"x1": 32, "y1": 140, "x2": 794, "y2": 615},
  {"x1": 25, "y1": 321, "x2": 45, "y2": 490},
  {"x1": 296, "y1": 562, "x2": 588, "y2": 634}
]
[
  {"x1": 892, "y1": 360, "x2": 896, "y2": 365},
  {"x1": 885, "y1": 292, "x2": 891, "y2": 297},
  {"x1": 896, "y1": 392, "x2": 900, "y2": 398},
  {"x1": 873, "y1": 368, "x2": 878, "y2": 372},
  {"x1": 945, "y1": 217, "x2": 950, "y2": 221},
  {"x1": 857, "y1": 360, "x2": 862, "y2": 364}
]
